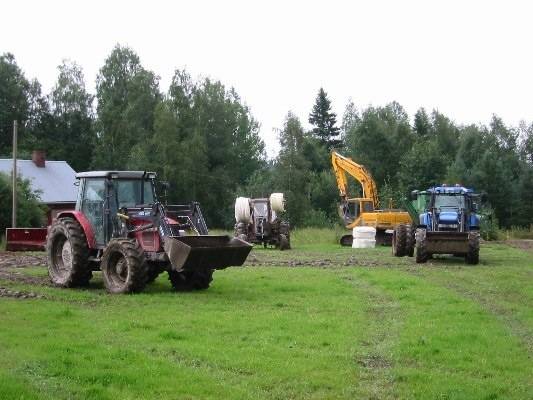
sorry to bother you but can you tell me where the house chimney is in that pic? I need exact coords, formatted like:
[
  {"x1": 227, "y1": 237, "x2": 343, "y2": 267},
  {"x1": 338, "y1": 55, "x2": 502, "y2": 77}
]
[{"x1": 32, "y1": 150, "x2": 46, "y2": 168}]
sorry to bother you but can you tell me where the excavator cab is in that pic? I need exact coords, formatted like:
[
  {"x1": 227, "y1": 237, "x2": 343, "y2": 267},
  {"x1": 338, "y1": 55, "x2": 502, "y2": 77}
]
[{"x1": 341, "y1": 198, "x2": 375, "y2": 225}]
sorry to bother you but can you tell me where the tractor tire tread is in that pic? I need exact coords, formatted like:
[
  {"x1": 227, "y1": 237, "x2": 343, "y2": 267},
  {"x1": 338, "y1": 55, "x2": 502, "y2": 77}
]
[
  {"x1": 279, "y1": 234, "x2": 290, "y2": 251},
  {"x1": 415, "y1": 228, "x2": 429, "y2": 264},
  {"x1": 47, "y1": 217, "x2": 92, "y2": 287},
  {"x1": 101, "y1": 238, "x2": 147, "y2": 294},
  {"x1": 465, "y1": 232, "x2": 480, "y2": 265},
  {"x1": 145, "y1": 261, "x2": 162, "y2": 284}
]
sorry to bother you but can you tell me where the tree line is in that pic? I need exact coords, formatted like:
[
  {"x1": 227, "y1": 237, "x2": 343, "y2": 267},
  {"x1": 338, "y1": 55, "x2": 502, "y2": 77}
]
[{"x1": 1, "y1": 46, "x2": 532, "y2": 230}]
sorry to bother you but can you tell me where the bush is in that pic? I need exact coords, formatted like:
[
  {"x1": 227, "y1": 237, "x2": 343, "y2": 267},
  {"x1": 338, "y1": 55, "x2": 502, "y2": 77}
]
[
  {"x1": 0, "y1": 172, "x2": 46, "y2": 233},
  {"x1": 299, "y1": 208, "x2": 332, "y2": 228},
  {"x1": 479, "y1": 210, "x2": 499, "y2": 241},
  {"x1": 499, "y1": 226, "x2": 533, "y2": 240}
]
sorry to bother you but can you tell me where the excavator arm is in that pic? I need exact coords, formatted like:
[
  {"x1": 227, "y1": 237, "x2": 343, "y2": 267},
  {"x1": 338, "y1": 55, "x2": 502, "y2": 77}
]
[{"x1": 331, "y1": 152, "x2": 380, "y2": 208}]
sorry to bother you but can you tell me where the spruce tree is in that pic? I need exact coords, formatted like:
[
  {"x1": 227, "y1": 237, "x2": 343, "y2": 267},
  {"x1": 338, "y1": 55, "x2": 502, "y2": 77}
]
[{"x1": 308, "y1": 88, "x2": 341, "y2": 149}]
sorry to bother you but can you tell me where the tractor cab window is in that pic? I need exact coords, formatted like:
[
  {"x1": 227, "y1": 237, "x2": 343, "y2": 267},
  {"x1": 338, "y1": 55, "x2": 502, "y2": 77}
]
[
  {"x1": 115, "y1": 179, "x2": 154, "y2": 208},
  {"x1": 434, "y1": 194, "x2": 465, "y2": 209}
]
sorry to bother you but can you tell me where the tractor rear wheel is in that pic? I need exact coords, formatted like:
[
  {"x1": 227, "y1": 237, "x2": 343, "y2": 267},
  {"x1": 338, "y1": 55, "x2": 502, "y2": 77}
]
[
  {"x1": 168, "y1": 269, "x2": 213, "y2": 291},
  {"x1": 415, "y1": 228, "x2": 429, "y2": 263},
  {"x1": 101, "y1": 239, "x2": 147, "y2": 294},
  {"x1": 392, "y1": 224, "x2": 406, "y2": 257},
  {"x1": 465, "y1": 232, "x2": 480, "y2": 265},
  {"x1": 279, "y1": 234, "x2": 290, "y2": 250},
  {"x1": 47, "y1": 217, "x2": 92, "y2": 287}
]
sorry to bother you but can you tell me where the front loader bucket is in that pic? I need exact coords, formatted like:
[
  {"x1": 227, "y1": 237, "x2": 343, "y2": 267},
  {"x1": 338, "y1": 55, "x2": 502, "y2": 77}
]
[
  {"x1": 425, "y1": 231, "x2": 469, "y2": 255},
  {"x1": 164, "y1": 235, "x2": 252, "y2": 272}
]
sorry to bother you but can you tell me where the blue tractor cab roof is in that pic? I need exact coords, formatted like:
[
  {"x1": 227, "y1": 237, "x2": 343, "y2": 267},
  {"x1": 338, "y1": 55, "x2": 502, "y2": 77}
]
[{"x1": 427, "y1": 185, "x2": 474, "y2": 195}]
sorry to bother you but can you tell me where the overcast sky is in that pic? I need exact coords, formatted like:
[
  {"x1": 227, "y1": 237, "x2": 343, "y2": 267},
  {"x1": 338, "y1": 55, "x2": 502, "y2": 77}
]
[{"x1": 2, "y1": 0, "x2": 532, "y2": 156}]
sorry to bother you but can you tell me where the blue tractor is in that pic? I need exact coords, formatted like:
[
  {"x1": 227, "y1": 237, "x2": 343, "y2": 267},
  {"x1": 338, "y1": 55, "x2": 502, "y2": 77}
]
[{"x1": 393, "y1": 185, "x2": 481, "y2": 264}]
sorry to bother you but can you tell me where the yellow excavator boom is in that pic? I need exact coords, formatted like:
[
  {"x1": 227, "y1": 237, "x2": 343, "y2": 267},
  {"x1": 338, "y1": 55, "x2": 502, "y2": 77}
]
[{"x1": 331, "y1": 152, "x2": 380, "y2": 207}]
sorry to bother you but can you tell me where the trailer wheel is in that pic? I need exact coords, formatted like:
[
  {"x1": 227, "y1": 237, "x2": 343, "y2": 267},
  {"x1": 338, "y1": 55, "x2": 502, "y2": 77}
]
[
  {"x1": 392, "y1": 225, "x2": 406, "y2": 257},
  {"x1": 47, "y1": 217, "x2": 92, "y2": 287},
  {"x1": 168, "y1": 269, "x2": 213, "y2": 291},
  {"x1": 415, "y1": 228, "x2": 429, "y2": 263},
  {"x1": 465, "y1": 232, "x2": 480, "y2": 265},
  {"x1": 101, "y1": 239, "x2": 147, "y2": 294},
  {"x1": 406, "y1": 225, "x2": 415, "y2": 257}
]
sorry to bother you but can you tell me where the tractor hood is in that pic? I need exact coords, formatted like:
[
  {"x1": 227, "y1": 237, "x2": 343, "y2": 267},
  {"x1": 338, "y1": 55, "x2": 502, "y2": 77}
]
[{"x1": 438, "y1": 211, "x2": 459, "y2": 224}]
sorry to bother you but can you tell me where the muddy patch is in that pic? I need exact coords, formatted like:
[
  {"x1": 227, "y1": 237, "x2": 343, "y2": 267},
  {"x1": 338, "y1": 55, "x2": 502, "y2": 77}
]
[
  {"x1": 0, "y1": 252, "x2": 46, "y2": 269},
  {"x1": 244, "y1": 253, "x2": 399, "y2": 268},
  {"x1": 505, "y1": 239, "x2": 533, "y2": 252},
  {"x1": 0, "y1": 269, "x2": 49, "y2": 286},
  {"x1": 0, "y1": 252, "x2": 49, "y2": 286},
  {"x1": 0, "y1": 287, "x2": 45, "y2": 299}
]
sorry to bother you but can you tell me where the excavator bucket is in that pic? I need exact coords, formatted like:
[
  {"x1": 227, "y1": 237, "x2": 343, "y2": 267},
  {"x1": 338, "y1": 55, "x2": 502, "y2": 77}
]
[{"x1": 164, "y1": 235, "x2": 252, "y2": 272}]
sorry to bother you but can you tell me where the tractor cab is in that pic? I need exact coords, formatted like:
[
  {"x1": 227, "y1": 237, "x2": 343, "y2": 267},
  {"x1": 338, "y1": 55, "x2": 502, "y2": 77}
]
[
  {"x1": 75, "y1": 171, "x2": 157, "y2": 247},
  {"x1": 250, "y1": 198, "x2": 274, "y2": 238},
  {"x1": 421, "y1": 185, "x2": 480, "y2": 232}
]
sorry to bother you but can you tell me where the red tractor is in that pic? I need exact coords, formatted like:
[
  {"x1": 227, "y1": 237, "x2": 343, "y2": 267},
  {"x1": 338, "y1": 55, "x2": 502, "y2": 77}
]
[{"x1": 46, "y1": 171, "x2": 251, "y2": 293}]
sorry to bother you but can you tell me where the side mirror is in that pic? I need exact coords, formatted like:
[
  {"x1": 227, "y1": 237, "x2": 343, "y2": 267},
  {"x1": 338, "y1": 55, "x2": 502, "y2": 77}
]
[
  {"x1": 472, "y1": 203, "x2": 479, "y2": 212},
  {"x1": 160, "y1": 181, "x2": 170, "y2": 190},
  {"x1": 410, "y1": 190, "x2": 418, "y2": 201}
]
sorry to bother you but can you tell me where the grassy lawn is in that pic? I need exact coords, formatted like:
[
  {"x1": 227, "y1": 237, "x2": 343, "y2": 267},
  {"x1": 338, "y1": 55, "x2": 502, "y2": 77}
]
[{"x1": 0, "y1": 232, "x2": 532, "y2": 399}]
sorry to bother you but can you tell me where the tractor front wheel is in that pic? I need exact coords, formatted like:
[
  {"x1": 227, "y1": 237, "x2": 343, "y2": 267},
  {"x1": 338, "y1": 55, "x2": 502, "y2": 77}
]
[
  {"x1": 168, "y1": 269, "x2": 213, "y2": 291},
  {"x1": 101, "y1": 239, "x2": 147, "y2": 294},
  {"x1": 465, "y1": 232, "x2": 480, "y2": 265},
  {"x1": 145, "y1": 261, "x2": 162, "y2": 284},
  {"x1": 415, "y1": 228, "x2": 429, "y2": 264},
  {"x1": 47, "y1": 217, "x2": 92, "y2": 287}
]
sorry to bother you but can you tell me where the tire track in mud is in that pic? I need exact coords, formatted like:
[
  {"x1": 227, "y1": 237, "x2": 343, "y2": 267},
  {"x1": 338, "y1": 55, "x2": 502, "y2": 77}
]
[
  {"x1": 244, "y1": 252, "x2": 405, "y2": 268},
  {"x1": 339, "y1": 272, "x2": 402, "y2": 400}
]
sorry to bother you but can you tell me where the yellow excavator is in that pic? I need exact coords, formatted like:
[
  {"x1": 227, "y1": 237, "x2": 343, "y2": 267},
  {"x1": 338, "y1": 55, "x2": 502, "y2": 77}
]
[{"x1": 331, "y1": 151, "x2": 411, "y2": 246}]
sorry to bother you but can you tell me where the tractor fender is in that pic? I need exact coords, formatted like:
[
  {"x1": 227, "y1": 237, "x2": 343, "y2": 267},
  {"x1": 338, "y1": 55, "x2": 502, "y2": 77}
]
[{"x1": 55, "y1": 211, "x2": 97, "y2": 249}]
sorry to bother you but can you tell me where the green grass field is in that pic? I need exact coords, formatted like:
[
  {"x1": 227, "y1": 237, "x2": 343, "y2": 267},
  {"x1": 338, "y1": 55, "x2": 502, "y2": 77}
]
[{"x1": 0, "y1": 232, "x2": 532, "y2": 399}]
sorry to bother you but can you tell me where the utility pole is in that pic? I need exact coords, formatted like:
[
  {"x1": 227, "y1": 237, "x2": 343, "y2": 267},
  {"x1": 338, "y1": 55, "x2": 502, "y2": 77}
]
[{"x1": 12, "y1": 120, "x2": 17, "y2": 228}]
